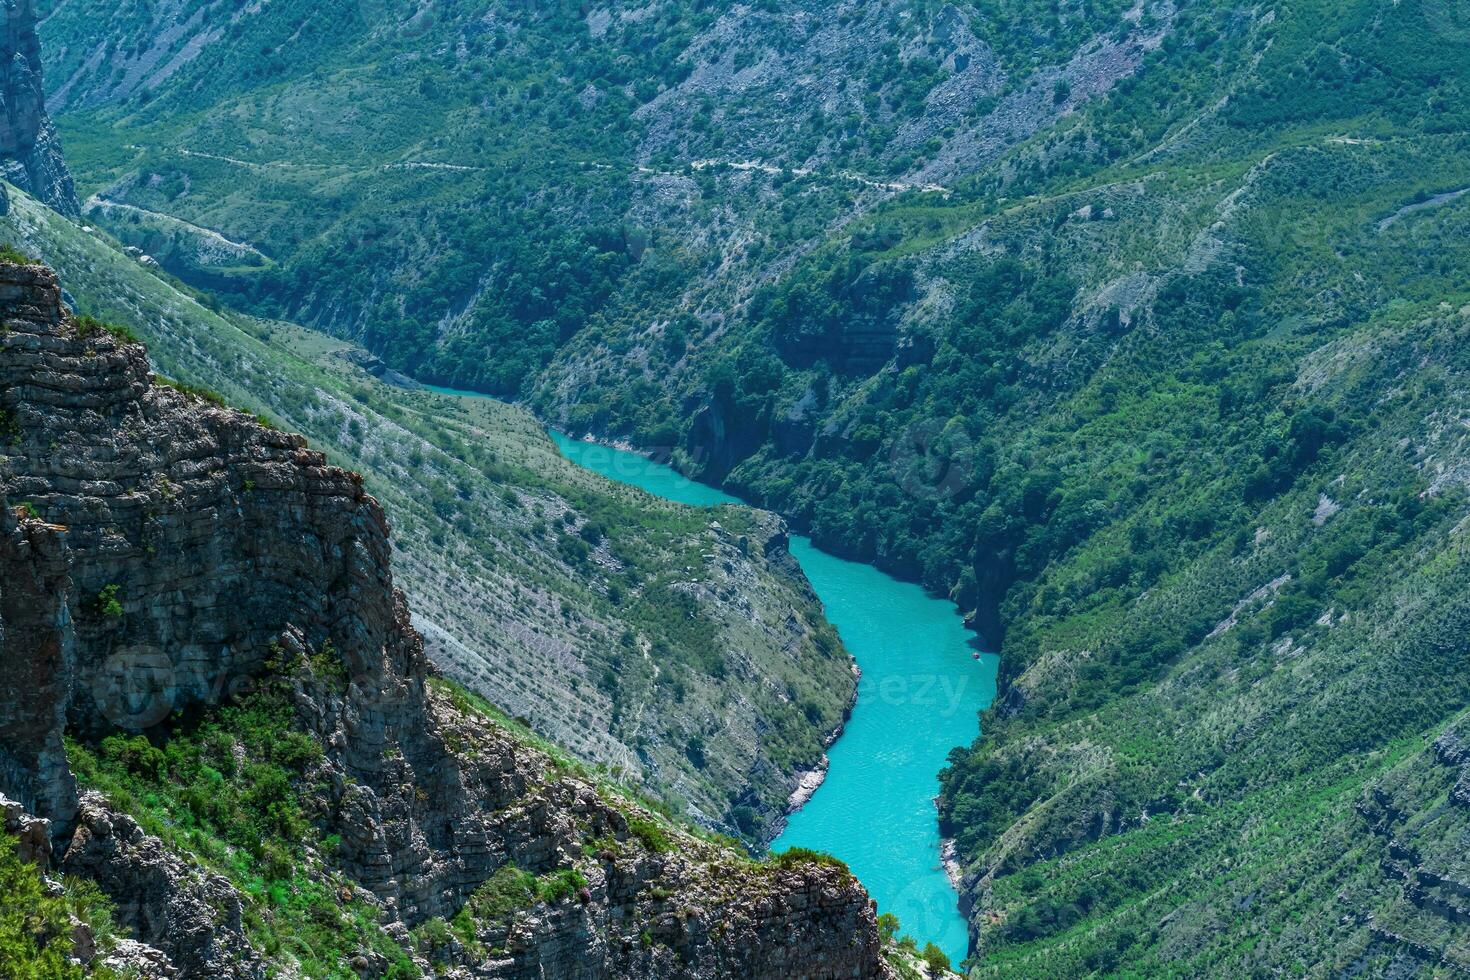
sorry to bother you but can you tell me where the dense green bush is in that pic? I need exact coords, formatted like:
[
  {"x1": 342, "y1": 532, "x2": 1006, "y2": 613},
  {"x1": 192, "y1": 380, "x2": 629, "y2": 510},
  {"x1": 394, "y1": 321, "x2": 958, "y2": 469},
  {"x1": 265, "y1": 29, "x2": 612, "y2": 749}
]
[
  {"x1": 0, "y1": 841, "x2": 120, "y2": 980},
  {"x1": 0, "y1": 242, "x2": 34, "y2": 264},
  {"x1": 768, "y1": 846, "x2": 849, "y2": 875},
  {"x1": 74, "y1": 315, "x2": 139, "y2": 344},
  {"x1": 67, "y1": 673, "x2": 415, "y2": 979}
]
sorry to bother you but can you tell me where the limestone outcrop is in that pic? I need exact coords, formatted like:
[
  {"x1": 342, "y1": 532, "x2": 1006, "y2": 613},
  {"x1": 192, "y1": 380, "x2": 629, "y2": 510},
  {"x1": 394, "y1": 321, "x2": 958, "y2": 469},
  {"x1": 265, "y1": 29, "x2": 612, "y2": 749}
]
[
  {"x1": 62, "y1": 794, "x2": 266, "y2": 980},
  {"x1": 0, "y1": 261, "x2": 418, "y2": 830},
  {"x1": 0, "y1": 486, "x2": 76, "y2": 830},
  {"x1": 0, "y1": 0, "x2": 78, "y2": 215},
  {"x1": 0, "y1": 259, "x2": 891, "y2": 978}
]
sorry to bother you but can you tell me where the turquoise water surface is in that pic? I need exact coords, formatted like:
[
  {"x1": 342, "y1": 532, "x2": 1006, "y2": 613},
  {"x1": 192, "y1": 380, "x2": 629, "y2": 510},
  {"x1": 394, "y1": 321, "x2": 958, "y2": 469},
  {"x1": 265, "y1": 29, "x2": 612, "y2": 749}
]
[
  {"x1": 421, "y1": 381, "x2": 995, "y2": 962},
  {"x1": 547, "y1": 431, "x2": 997, "y2": 965}
]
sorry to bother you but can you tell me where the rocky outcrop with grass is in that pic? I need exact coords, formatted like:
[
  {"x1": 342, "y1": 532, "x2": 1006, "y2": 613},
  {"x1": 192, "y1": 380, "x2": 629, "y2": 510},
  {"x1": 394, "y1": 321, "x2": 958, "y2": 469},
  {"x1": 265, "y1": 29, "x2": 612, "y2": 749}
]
[{"x1": 0, "y1": 258, "x2": 891, "y2": 978}]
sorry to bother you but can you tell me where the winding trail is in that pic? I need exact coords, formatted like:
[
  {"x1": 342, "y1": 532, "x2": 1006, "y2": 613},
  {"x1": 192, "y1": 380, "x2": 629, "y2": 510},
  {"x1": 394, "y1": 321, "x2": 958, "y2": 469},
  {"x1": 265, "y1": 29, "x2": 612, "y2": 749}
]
[
  {"x1": 82, "y1": 194, "x2": 269, "y2": 261},
  {"x1": 1378, "y1": 187, "x2": 1470, "y2": 231},
  {"x1": 133, "y1": 143, "x2": 951, "y2": 195}
]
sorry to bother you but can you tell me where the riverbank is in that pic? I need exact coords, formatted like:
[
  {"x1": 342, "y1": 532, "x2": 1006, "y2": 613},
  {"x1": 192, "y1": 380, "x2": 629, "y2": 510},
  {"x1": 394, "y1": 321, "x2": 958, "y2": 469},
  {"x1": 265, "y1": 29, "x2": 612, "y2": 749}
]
[
  {"x1": 941, "y1": 838, "x2": 963, "y2": 892},
  {"x1": 770, "y1": 660, "x2": 861, "y2": 843},
  {"x1": 550, "y1": 430, "x2": 873, "y2": 842},
  {"x1": 787, "y1": 761, "x2": 830, "y2": 815},
  {"x1": 549, "y1": 430, "x2": 997, "y2": 966},
  {"x1": 394, "y1": 393, "x2": 992, "y2": 964}
]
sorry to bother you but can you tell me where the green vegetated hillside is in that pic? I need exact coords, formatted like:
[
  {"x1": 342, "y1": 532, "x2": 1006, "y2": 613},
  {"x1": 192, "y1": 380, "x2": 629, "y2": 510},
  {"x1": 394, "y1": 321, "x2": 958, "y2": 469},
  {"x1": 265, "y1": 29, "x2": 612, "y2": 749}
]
[
  {"x1": 37, "y1": 0, "x2": 1133, "y2": 395},
  {"x1": 0, "y1": 838, "x2": 120, "y2": 979},
  {"x1": 0, "y1": 186, "x2": 855, "y2": 847},
  {"x1": 35, "y1": 0, "x2": 1470, "y2": 972}
]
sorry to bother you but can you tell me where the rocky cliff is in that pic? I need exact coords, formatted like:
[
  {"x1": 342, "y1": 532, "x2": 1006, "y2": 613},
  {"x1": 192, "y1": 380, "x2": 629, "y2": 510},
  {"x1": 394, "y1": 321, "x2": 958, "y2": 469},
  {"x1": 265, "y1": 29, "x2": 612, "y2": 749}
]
[
  {"x1": 0, "y1": 260, "x2": 891, "y2": 978},
  {"x1": 0, "y1": 0, "x2": 77, "y2": 215},
  {"x1": 0, "y1": 183, "x2": 860, "y2": 854},
  {"x1": 0, "y1": 483, "x2": 76, "y2": 833}
]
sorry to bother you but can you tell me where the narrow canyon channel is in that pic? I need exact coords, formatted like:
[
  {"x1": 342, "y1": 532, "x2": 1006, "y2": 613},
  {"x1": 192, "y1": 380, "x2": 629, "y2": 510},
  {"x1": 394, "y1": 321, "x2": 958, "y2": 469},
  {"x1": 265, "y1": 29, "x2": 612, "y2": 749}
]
[
  {"x1": 545, "y1": 431, "x2": 998, "y2": 965},
  {"x1": 424, "y1": 383, "x2": 995, "y2": 963}
]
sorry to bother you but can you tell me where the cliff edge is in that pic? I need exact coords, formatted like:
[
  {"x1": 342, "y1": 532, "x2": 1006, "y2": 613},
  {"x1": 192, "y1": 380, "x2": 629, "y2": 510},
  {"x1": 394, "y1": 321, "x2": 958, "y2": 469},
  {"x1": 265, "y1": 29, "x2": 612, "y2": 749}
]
[
  {"x1": 0, "y1": 1, "x2": 77, "y2": 216},
  {"x1": 0, "y1": 260, "x2": 891, "y2": 979}
]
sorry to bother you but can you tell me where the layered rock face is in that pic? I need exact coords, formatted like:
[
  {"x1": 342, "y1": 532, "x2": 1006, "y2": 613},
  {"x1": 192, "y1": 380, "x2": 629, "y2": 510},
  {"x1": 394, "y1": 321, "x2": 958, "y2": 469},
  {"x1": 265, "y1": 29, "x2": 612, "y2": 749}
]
[
  {"x1": 0, "y1": 488, "x2": 76, "y2": 830},
  {"x1": 0, "y1": 0, "x2": 77, "y2": 215},
  {"x1": 0, "y1": 260, "x2": 889, "y2": 978},
  {"x1": 353, "y1": 686, "x2": 889, "y2": 979},
  {"x1": 0, "y1": 261, "x2": 419, "y2": 815},
  {"x1": 63, "y1": 793, "x2": 267, "y2": 980}
]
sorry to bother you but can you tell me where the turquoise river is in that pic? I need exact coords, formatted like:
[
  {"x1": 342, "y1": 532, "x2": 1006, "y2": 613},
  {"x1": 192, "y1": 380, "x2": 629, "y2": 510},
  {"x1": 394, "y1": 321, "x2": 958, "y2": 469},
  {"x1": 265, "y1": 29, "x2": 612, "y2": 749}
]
[{"x1": 546, "y1": 431, "x2": 998, "y2": 966}]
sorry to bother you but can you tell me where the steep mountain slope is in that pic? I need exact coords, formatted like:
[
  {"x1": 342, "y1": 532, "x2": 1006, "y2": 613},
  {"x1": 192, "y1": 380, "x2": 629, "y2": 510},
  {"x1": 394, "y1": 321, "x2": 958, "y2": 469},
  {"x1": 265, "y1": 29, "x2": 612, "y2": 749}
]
[
  {"x1": 35, "y1": 0, "x2": 1161, "y2": 395},
  {"x1": 0, "y1": 0, "x2": 76, "y2": 215},
  {"x1": 935, "y1": 298, "x2": 1470, "y2": 973},
  {"x1": 0, "y1": 185, "x2": 857, "y2": 848},
  {"x1": 0, "y1": 256, "x2": 891, "y2": 978},
  {"x1": 30, "y1": 0, "x2": 1470, "y2": 974}
]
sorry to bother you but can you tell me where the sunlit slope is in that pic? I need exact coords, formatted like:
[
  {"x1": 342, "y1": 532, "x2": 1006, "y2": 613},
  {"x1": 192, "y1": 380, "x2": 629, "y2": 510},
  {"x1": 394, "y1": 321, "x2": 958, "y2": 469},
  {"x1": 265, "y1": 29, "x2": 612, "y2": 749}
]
[{"x1": 0, "y1": 186, "x2": 855, "y2": 844}]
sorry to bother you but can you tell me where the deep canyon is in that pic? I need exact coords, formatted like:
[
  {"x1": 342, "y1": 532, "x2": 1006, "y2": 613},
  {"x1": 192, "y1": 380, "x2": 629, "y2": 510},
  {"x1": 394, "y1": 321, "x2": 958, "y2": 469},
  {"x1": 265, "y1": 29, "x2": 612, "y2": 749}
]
[{"x1": 9, "y1": 0, "x2": 1470, "y2": 976}]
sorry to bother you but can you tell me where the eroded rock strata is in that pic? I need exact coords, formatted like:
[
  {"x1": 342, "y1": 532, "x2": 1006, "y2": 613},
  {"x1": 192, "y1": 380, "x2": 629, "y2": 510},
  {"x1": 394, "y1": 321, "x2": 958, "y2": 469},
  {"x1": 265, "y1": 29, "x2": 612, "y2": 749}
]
[
  {"x1": 0, "y1": 485, "x2": 75, "y2": 830},
  {"x1": 0, "y1": 0, "x2": 78, "y2": 215},
  {"x1": 0, "y1": 261, "x2": 889, "y2": 978}
]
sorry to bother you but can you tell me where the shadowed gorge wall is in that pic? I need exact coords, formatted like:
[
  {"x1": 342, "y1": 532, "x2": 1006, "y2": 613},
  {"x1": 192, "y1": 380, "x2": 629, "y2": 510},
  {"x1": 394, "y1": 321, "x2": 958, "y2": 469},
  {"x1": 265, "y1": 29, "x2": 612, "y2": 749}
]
[{"x1": 0, "y1": 0, "x2": 75, "y2": 215}]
